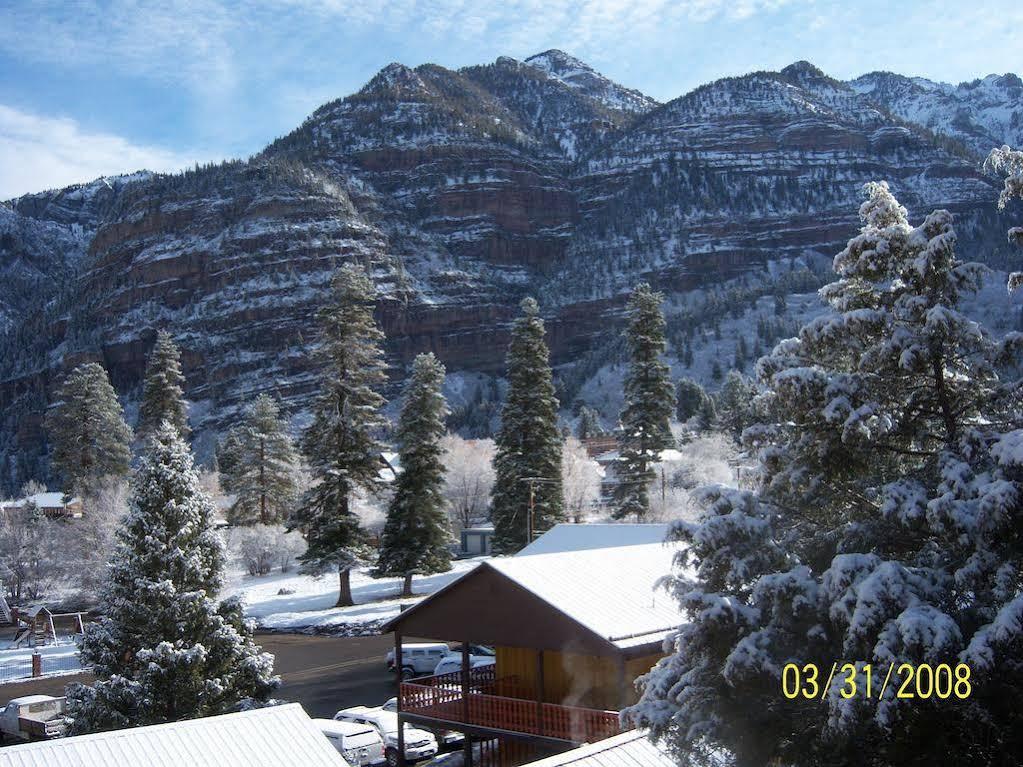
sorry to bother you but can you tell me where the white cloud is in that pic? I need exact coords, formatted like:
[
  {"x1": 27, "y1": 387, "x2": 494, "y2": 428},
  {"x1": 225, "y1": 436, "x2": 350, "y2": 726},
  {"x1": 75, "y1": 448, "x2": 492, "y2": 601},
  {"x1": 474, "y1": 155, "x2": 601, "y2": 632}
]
[{"x1": 0, "y1": 105, "x2": 202, "y2": 199}]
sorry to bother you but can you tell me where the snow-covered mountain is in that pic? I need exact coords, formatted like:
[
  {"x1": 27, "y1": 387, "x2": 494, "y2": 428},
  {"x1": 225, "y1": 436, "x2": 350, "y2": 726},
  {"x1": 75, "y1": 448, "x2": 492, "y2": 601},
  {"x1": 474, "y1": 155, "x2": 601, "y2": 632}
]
[
  {"x1": 0, "y1": 53, "x2": 1018, "y2": 493},
  {"x1": 850, "y1": 70, "x2": 1023, "y2": 156}
]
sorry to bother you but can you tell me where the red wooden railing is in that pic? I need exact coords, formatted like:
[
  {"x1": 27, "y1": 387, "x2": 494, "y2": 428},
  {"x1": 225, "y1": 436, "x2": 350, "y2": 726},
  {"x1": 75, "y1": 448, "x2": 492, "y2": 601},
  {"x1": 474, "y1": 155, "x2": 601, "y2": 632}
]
[{"x1": 400, "y1": 673, "x2": 621, "y2": 743}]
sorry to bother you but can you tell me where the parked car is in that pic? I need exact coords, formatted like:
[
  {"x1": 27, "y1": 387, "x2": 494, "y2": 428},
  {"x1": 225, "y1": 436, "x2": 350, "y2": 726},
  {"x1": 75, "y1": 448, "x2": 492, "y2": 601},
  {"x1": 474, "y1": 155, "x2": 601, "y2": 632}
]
[
  {"x1": 433, "y1": 655, "x2": 496, "y2": 677},
  {"x1": 385, "y1": 642, "x2": 450, "y2": 679},
  {"x1": 334, "y1": 706, "x2": 438, "y2": 766},
  {"x1": 0, "y1": 695, "x2": 66, "y2": 742},
  {"x1": 314, "y1": 718, "x2": 385, "y2": 766},
  {"x1": 379, "y1": 697, "x2": 464, "y2": 748}
]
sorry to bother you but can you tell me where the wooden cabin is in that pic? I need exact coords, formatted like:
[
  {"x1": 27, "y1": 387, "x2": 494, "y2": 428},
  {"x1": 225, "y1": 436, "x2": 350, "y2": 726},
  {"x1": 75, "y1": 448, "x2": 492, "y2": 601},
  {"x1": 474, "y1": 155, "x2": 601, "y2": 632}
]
[{"x1": 382, "y1": 527, "x2": 680, "y2": 767}]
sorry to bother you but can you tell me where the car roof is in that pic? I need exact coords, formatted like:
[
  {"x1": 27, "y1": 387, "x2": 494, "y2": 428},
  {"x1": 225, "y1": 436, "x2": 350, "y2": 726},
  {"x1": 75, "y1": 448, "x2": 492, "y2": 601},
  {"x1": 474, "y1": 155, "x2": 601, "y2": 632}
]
[
  {"x1": 8, "y1": 695, "x2": 59, "y2": 705},
  {"x1": 313, "y1": 719, "x2": 378, "y2": 737}
]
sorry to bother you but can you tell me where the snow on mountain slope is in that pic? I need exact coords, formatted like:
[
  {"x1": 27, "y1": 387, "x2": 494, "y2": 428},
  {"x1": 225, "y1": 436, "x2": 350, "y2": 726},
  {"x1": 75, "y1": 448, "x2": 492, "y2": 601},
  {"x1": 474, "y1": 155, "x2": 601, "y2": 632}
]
[
  {"x1": 524, "y1": 49, "x2": 658, "y2": 115},
  {"x1": 850, "y1": 71, "x2": 1023, "y2": 156}
]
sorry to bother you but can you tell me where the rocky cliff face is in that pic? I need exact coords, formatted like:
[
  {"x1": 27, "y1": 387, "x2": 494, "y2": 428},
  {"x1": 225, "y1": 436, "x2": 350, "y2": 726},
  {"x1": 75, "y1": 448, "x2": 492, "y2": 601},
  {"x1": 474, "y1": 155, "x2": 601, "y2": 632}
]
[{"x1": 0, "y1": 52, "x2": 1018, "y2": 492}]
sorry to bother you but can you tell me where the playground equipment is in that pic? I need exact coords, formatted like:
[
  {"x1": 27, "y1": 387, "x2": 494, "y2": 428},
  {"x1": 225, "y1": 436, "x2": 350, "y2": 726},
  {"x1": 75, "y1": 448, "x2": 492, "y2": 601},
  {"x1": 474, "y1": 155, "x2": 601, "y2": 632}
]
[{"x1": 11, "y1": 606, "x2": 87, "y2": 648}]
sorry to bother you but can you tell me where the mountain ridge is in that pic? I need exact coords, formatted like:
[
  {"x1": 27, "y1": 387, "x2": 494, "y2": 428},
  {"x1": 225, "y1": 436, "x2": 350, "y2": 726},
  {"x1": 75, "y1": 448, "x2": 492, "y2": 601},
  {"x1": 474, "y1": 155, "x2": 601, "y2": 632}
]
[{"x1": 0, "y1": 51, "x2": 1019, "y2": 493}]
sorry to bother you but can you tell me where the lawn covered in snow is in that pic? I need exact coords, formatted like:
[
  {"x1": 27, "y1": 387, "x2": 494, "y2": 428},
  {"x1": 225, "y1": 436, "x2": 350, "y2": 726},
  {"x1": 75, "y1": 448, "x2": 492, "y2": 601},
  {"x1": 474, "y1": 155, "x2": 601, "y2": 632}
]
[
  {"x1": 0, "y1": 641, "x2": 82, "y2": 683},
  {"x1": 224, "y1": 557, "x2": 488, "y2": 631}
]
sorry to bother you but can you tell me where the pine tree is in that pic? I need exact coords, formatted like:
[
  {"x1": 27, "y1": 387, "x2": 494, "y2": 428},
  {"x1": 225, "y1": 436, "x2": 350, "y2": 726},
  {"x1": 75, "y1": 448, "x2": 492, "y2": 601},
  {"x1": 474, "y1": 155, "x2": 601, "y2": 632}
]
[
  {"x1": 625, "y1": 182, "x2": 1023, "y2": 765},
  {"x1": 45, "y1": 362, "x2": 132, "y2": 498},
  {"x1": 137, "y1": 330, "x2": 189, "y2": 441},
  {"x1": 290, "y1": 264, "x2": 387, "y2": 607},
  {"x1": 675, "y1": 377, "x2": 710, "y2": 422},
  {"x1": 219, "y1": 394, "x2": 300, "y2": 525},
  {"x1": 66, "y1": 423, "x2": 277, "y2": 734},
  {"x1": 375, "y1": 353, "x2": 451, "y2": 597},
  {"x1": 491, "y1": 298, "x2": 563, "y2": 554},
  {"x1": 613, "y1": 284, "x2": 676, "y2": 520},
  {"x1": 576, "y1": 406, "x2": 604, "y2": 440},
  {"x1": 716, "y1": 369, "x2": 757, "y2": 442}
]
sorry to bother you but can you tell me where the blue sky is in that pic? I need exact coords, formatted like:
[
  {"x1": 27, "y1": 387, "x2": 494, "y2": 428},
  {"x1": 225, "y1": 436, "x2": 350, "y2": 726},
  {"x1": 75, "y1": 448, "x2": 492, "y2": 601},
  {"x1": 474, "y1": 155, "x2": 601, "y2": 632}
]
[{"x1": 1, "y1": 0, "x2": 1020, "y2": 198}]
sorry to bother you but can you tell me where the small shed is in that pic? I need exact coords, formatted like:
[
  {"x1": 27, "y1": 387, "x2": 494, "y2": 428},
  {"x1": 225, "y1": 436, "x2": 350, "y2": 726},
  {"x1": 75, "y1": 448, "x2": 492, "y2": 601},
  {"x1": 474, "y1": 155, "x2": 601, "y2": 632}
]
[{"x1": 459, "y1": 524, "x2": 494, "y2": 556}]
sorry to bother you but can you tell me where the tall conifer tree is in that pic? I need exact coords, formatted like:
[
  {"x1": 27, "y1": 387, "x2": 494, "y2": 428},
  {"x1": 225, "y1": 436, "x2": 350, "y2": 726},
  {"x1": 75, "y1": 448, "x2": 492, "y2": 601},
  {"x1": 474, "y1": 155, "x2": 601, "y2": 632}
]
[
  {"x1": 219, "y1": 394, "x2": 300, "y2": 525},
  {"x1": 490, "y1": 298, "x2": 563, "y2": 554},
  {"x1": 290, "y1": 264, "x2": 387, "y2": 607},
  {"x1": 375, "y1": 353, "x2": 451, "y2": 597},
  {"x1": 66, "y1": 423, "x2": 277, "y2": 734},
  {"x1": 45, "y1": 362, "x2": 132, "y2": 498},
  {"x1": 137, "y1": 330, "x2": 189, "y2": 440},
  {"x1": 613, "y1": 283, "x2": 676, "y2": 519}
]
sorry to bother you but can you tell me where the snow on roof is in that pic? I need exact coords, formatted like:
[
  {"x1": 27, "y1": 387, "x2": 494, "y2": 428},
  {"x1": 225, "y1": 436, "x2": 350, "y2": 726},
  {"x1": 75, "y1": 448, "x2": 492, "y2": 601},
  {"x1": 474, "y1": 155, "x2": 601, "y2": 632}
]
[
  {"x1": 2, "y1": 493, "x2": 76, "y2": 510},
  {"x1": 521, "y1": 729, "x2": 675, "y2": 766},
  {"x1": 488, "y1": 542, "x2": 682, "y2": 649},
  {"x1": 517, "y1": 523, "x2": 669, "y2": 556},
  {"x1": 0, "y1": 704, "x2": 349, "y2": 767}
]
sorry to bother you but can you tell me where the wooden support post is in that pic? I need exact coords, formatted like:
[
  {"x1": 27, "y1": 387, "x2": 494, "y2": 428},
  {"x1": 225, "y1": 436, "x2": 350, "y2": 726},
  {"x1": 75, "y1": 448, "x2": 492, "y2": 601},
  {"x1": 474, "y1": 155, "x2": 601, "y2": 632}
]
[
  {"x1": 462, "y1": 643, "x2": 472, "y2": 767},
  {"x1": 616, "y1": 654, "x2": 627, "y2": 709},
  {"x1": 31, "y1": 653, "x2": 41, "y2": 678},
  {"x1": 395, "y1": 631, "x2": 405, "y2": 767},
  {"x1": 535, "y1": 650, "x2": 545, "y2": 737}
]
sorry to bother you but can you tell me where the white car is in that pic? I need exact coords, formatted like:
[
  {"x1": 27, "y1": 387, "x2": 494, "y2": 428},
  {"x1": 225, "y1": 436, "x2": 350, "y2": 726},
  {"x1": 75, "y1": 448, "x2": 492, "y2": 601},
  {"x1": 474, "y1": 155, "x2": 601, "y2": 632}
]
[
  {"x1": 385, "y1": 643, "x2": 450, "y2": 679},
  {"x1": 380, "y1": 697, "x2": 464, "y2": 747},
  {"x1": 334, "y1": 706, "x2": 438, "y2": 766},
  {"x1": 314, "y1": 719, "x2": 385, "y2": 766},
  {"x1": 433, "y1": 654, "x2": 496, "y2": 677}
]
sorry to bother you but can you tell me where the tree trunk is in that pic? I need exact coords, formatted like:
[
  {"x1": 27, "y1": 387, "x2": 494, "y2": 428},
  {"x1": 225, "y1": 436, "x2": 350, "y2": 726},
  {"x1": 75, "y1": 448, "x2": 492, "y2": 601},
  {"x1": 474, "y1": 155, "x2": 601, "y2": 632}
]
[
  {"x1": 402, "y1": 572, "x2": 414, "y2": 598},
  {"x1": 336, "y1": 567, "x2": 354, "y2": 607}
]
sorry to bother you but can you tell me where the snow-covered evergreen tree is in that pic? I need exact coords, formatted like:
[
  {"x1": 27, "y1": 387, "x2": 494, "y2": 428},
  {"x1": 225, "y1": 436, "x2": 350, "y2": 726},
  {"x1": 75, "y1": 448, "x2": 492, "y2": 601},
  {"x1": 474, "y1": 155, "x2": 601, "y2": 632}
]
[
  {"x1": 675, "y1": 377, "x2": 711, "y2": 423},
  {"x1": 45, "y1": 362, "x2": 132, "y2": 498},
  {"x1": 613, "y1": 283, "x2": 676, "y2": 520},
  {"x1": 375, "y1": 353, "x2": 451, "y2": 597},
  {"x1": 137, "y1": 330, "x2": 189, "y2": 441},
  {"x1": 716, "y1": 369, "x2": 757, "y2": 442},
  {"x1": 491, "y1": 298, "x2": 563, "y2": 554},
  {"x1": 625, "y1": 182, "x2": 1023, "y2": 766},
  {"x1": 290, "y1": 264, "x2": 386, "y2": 606},
  {"x1": 986, "y1": 145, "x2": 1023, "y2": 286},
  {"x1": 66, "y1": 423, "x2": 277, "y2": 734},
  {"x1": 576, "y1": 406, "x2": 604, "y2": 440},
  {"x1": 219, "y1": 394, "x2": 300, "y2": 525}
]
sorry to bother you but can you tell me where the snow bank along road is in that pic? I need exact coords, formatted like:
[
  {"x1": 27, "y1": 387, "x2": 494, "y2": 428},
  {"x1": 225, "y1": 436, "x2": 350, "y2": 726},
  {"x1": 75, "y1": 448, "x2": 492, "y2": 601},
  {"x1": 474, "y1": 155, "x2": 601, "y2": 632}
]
[{"x1": 0, "y1": 632, "x2": 399, "y2": 719}]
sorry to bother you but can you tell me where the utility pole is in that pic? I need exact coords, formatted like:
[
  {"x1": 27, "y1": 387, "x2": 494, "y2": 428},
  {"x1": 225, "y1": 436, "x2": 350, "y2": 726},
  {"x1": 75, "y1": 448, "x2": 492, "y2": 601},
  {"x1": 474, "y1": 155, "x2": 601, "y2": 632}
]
[{"x1": 519, "y1": 476, "x2": 558, "y2": 544}]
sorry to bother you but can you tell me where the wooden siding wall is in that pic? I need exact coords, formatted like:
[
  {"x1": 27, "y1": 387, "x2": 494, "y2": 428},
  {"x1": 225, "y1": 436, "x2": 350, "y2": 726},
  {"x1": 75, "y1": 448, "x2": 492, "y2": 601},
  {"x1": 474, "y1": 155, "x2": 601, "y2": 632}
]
[{"x1": 495, "y1": 646, "x2": 663, "y2": 711}]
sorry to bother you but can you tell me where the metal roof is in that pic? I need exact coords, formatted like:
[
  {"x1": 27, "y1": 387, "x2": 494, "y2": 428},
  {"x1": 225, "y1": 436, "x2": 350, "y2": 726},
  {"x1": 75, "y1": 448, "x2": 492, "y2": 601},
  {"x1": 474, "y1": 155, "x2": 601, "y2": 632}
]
[
  {"x1": 0, "y1": 704, "x2": 350, "y2": 767},
  {"x1": 523, "y1": 730, "x2": 676, "y2": 766},
  {"x1": 516, "y1": 524, "x2": 670, "y2": 556},
  {"x1": 487, "y1": 543, "x2": 682, "y2": 650}
]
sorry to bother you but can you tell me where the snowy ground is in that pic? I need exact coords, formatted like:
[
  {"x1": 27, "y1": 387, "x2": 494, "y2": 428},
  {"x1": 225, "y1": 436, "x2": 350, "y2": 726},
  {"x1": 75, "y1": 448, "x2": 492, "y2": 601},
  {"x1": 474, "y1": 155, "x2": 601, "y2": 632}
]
[
  {"x1": 0, "y1": 641, "x2": 82, "y2": 683},
  {"x1": 225, "y1": 557, "x2": 488, "y2": 632}
]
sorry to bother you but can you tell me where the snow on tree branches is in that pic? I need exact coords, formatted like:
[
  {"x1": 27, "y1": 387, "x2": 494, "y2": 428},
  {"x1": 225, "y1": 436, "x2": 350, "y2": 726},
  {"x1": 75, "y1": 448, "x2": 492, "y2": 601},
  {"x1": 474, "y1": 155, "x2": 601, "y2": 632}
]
[
  {"x1": 624, "y1": 181, "x2": 1023, "y2": 766},
  {"x1": 66, "y1": 423, "x2": 278, "y2": 733},
  {"x1": 137, "y1": 330, "x2": 190, "y2": 441}
]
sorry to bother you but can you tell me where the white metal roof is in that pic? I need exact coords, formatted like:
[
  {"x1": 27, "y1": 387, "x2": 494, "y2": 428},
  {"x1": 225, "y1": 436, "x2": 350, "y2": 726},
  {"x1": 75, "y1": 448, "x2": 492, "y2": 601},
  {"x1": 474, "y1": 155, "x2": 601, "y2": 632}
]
[
  {"x1": 0, "y1": 704, "x2": 350, "y2": 767},
  {"x1": 522, "y1": 730, "x2": 676, "y2": 766},
  {"x1": 516, "y1": 523, "x2": 670, "y2": 557},
  {"x1": 488, "y1": 542, "x2": 682, "y2": 649}
]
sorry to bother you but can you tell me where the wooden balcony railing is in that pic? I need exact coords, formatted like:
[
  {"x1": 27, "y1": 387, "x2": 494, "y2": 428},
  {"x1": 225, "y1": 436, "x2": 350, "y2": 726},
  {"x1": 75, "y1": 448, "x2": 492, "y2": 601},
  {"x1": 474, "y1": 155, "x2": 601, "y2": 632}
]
[{"x1": 400, "y1": 670, "x2": 622, "y2": 744}]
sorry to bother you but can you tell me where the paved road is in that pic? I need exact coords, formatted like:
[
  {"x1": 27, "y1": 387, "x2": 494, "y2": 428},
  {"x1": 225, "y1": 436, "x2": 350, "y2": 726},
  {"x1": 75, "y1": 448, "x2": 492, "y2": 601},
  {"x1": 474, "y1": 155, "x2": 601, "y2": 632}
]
[{"x1": 0, "y1": 632, "x2": 400, "y2": 719}]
